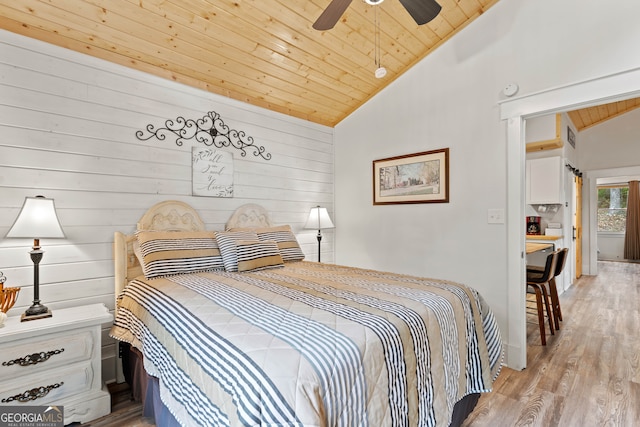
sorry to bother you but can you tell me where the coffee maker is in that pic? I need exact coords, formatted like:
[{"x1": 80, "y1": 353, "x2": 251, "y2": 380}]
[{"x1": 526, "y1": 216, "x2": 541, "y2": 235}]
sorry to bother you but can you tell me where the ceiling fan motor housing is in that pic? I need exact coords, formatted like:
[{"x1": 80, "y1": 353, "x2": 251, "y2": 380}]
[{"x1": 313, "y1": 0, "x2": 440, "y2": 31}]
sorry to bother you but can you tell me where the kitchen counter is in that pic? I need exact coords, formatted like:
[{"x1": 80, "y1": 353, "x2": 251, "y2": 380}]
[
  {"x1": 526, "y1": 242, "x2": 554, "y2": 254},
  {"x1": 526, "y1": 234, "x2": 563, "y2": 241}
]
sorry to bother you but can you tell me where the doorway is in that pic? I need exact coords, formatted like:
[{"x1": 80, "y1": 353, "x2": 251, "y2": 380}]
[
  {"x1": 500, "y1": 67, "x2": 640, "y2": 370},
  {"x1": 524, "y1": 120, "x2": 582, "y2": 291}
]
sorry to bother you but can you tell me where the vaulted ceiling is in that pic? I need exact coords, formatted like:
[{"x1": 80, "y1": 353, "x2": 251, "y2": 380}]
[
  {"x1": 567, "y1": 98, "x2": 640, "y2": 131},
  {"x1": 0, "y1": 0, "x2": 638, "y2": 129},
  {"x1": 0, "y1": 0, "x2": 500, "y2": 127}
]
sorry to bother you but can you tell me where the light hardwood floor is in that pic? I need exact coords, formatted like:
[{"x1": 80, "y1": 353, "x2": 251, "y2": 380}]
[
  {"x1": 89, "y1": 261, "x2": 639, "y2": 426},
  {"x1": 78, "y1": 383, "x2": 150, "y2": 427},
  {"x1": 463, "y1": 260, "x2": 640, "y2": 427}
]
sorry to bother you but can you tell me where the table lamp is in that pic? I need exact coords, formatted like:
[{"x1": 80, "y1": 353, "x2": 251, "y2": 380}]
[
  {"x1": 304, "y1": 205, "x2": 334, "y2": 262},
  {"x1": 5, "y1": 196, "x2": 66, "y2": 321}
]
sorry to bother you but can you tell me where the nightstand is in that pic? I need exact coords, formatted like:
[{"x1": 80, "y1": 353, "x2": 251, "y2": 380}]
[{"x1": 0, "y1": 304, "x2": 113, "y2": 424}]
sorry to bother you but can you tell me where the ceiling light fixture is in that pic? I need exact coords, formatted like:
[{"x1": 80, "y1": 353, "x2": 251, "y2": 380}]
[{"x1": 372, "y1": 3, "x2": 387, "y2": 79}]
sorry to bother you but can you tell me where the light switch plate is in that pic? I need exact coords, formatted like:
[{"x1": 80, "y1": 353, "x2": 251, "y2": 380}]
[{"x1": 488, "y1": 208, "x2": 505, "y2": 224}]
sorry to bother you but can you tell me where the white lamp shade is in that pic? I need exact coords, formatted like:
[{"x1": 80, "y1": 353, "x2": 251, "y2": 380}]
[
  {"x1": 304, "y1": 206, "x2": 334, "y2": 230},
  {"x1": 6, "y1": 196, "x2": 66, "y2": 239}
]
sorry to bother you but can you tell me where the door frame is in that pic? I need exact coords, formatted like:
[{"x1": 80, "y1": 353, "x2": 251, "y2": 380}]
[{"x1": 500, "y1": 67, "x2": 640, "y2": 370}]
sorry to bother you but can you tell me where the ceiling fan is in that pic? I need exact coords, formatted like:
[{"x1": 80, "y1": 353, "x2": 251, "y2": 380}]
[{"x1": 313, "y1": 0, "x2": 442, "y2": 31}]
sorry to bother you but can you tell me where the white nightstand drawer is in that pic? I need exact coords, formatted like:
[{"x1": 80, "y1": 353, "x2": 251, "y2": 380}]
[
  {"x1": 0, "y1": 304, "x2": 113, "y2": 424},
  {"x1": 0, "y1": 329, "x2": 94, "y2": 381},
  {"x1": 0, "y1": 361, "x2": 93, "y2": 405}
]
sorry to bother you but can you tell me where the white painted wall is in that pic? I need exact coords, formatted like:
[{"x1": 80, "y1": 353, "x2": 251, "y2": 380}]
[
  {"x1": 525, "y1": 114, "x2": 556, "y2": 143},
  {"x1": 334, "y1": 0, "x2": 640, "y2": 368},
  {"x1": 0, "y1": 30, "x2": 334, "y2": 383},
  {"x1": 597, "y1": 234, "x2": 625, "y2": 261},
  {"x1": 579, "y1": 108, "x2": 640, "y2": 171}
]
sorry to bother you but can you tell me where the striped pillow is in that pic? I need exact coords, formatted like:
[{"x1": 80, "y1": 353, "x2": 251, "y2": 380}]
[
  {"x1": 215, "y1": 230, "x2": 260, "y2": 272},
  {"x1": 136, "y1": 231, "x2": 224, "y2": 279},
  {"x1": 232, "y1": 225, "x2": 305, "y2": 262},
  {"x1": 236, "y1": 240, "x2": 284, "y2": 272}
]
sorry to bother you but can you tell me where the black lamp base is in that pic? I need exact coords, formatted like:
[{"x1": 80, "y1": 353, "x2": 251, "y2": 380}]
[
  {"x1": 21, "y1": 246, "x2": 52, "y2": 322},
  {"x1": 316, "y1": 230, "x2": 323, "y2": 263},
  {"x1": 21, "y1": 302, "x2": 52, "y2": 322}
]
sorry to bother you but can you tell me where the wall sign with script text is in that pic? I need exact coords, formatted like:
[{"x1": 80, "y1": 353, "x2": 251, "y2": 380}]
[{"x1": 192, "y1": 147, "x2": 234, "y2": 197}]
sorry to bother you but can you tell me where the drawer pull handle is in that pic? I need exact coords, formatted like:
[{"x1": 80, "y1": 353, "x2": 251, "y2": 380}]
[
  {"x1": 1, "y1": 382, "x2": 64, "y2": 403},
  {"x1": 2, "y1": 348, "x2": 65, "y2": 367}
]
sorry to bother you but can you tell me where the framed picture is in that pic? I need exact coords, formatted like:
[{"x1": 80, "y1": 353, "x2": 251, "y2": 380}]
[
  {"x1": 567, "y1": 126, "x2": 576, "y2": 148},
  {"x1": 373, "y1": 148, "x2": 449, "y2": 205}
]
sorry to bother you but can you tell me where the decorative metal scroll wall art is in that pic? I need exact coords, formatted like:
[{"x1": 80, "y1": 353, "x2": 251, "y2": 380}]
[{"x1": 136, "y1": 111, "x2": 271, "y2": 161}]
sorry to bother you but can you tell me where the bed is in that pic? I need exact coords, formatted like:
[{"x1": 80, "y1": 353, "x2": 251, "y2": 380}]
[{"x1": 110, "y1": 200, "x2": 503, "y2": 427}]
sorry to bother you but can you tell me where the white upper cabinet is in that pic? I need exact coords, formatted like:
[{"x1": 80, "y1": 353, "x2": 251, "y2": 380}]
[{"x1": 526, "y1": 156, "x2": 564, "y2": 204}]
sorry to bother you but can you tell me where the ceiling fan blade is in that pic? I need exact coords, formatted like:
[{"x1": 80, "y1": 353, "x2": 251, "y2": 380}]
[
  {"x1": 399, "y1": 0, "x2": 442, "y2": 25},
  {"x1": 313, "y1": 0, "x2": 353, "y2": 30}
]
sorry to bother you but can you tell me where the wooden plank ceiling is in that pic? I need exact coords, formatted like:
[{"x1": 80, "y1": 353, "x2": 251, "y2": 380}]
[
  {"x1": 0, "y1": 0, "x2": 499, "y2": 126},
  {"x1": 0, "y1": 0, "x2": 637, "y2": 128},
  {"x1": 567, "y1": 98, "x2": 640, "y2": 131}
]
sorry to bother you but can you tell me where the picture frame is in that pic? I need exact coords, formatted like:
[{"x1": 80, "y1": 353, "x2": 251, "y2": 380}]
[
  {"x1": 373, "y1": 148, "x2": 449, "y2": 205},
  {"x1": 567, "y1": 126, "x2": 576, "y2": 148}
]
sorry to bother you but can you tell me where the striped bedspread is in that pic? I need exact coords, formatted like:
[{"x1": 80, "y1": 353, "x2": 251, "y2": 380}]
[{"x1": 110, "y1": 261, "x2": 503, "y2": 427}]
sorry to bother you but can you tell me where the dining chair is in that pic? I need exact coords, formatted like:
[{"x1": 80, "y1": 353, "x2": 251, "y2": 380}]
[
  {"x1": 527, "y1": 247, "x2": 568, "y2": 331},
  {"x1": 526, "y1": 249, "x2": 559, "y2": 345}
]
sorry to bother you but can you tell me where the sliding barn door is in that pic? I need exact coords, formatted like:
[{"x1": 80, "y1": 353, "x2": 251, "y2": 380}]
[{"x1": 574, "y1": 175, "x2": 583, "y2": 280}]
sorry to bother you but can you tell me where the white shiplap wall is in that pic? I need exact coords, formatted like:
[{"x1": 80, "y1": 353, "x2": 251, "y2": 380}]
[{"x1": 0, "y1": 29, "x2": 334, "y2": 383}]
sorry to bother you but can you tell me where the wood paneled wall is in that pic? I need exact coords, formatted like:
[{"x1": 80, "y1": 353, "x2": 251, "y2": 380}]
[{"x1": 0, "y1": 30, "x2": 334, "y2": 383}]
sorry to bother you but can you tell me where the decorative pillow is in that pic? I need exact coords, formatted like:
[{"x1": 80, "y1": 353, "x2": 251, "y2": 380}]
[
  {"x1": 214, "y1": 230, "x2": 260, "y2": 272},
  {"x1": 132, "y1": 239, "x2": 144, "y2": 267},
  {"x1": 136, "y1": 230, "x2": 224, "y2": 279},
  {"x1": 231, "y1": 225, "x2": 305, "y2": 262},
  {"x1": 236, "y1": 240, "x2": 285, "y2": 272}
]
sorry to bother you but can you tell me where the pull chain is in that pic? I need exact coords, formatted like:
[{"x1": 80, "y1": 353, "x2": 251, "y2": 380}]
[
  {"x1": 374, "y1": 5, "x2": 386, "y2": 78},
  {"x1": 374, "y1": 5, "x2": 380, "y2": 68}
]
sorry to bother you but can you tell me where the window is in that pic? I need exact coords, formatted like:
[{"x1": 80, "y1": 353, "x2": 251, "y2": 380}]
[{"x1": 597, "y1": 185, "x2": 628, "y2": 232}]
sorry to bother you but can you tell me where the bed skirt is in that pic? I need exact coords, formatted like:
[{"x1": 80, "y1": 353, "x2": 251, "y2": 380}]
[{"x1": 122, "y1": 343, "x2": 480, "y2": 427}]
